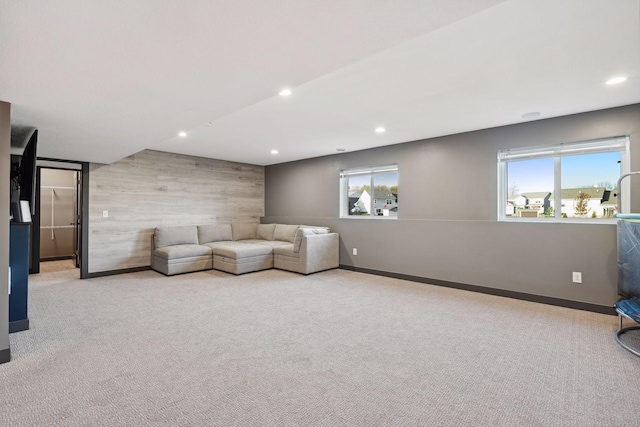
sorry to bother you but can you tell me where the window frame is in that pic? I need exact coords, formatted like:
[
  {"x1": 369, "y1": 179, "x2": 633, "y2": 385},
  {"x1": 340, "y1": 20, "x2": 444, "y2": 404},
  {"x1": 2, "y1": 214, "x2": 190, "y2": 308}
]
[
  {"x1": 497, "y1": 136, "x2": 630, "y2": 223},
  {"x1": 340, "y1": 164, "x2": 398, "y2": 219}
]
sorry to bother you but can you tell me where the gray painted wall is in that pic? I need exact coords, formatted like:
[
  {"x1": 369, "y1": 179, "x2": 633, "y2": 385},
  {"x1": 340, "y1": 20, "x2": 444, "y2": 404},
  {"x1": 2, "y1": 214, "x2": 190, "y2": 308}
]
[
  {"x1": 264, "y1": 104, "x2": 640, "y2": 308},
  {"x1": 88, "y1": 149, "x2": 264, "y2": 273},
  {"x1": 0, "y1": 101, "x2": 10, "y2": 354}
]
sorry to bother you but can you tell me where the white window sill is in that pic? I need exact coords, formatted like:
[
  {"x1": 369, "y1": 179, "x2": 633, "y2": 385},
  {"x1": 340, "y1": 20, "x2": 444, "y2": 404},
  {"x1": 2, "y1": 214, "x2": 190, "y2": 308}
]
[
  {"x1": 340, "y1": 216, "x2": 398, "y2": 220},
  {"x1": 499, "y1": 217, "x2": 616, "y2": 225}
]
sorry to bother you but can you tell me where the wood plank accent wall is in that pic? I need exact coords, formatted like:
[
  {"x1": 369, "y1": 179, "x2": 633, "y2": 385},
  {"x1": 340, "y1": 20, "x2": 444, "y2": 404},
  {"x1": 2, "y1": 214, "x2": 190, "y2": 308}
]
[{"x1": 88, "y1": 149, "x2": 264, "y2": 273}]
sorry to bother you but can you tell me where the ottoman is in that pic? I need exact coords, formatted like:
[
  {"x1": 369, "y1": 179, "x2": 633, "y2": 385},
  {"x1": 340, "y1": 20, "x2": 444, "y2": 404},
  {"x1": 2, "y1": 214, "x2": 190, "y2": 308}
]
[{"x1": 213, "y1": 243, "x2": 274, "y2": 275}]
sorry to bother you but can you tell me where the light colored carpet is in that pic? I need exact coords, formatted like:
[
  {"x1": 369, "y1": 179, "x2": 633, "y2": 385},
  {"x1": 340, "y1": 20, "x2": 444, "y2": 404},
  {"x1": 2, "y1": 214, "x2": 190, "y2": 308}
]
[
  {"x1": 1, "y1": 268, "x2": 639, "y2": 426},
  {"x1": 39, "y1": 259, "x2": 78, "y2": 273}
]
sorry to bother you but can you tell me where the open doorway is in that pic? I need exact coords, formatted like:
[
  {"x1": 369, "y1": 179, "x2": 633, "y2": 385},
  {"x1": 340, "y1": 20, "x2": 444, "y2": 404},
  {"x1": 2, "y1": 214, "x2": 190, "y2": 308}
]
[
  {"x1": 31, "y1": 160, "x2": 87, "y2": 277},
  {"x1": 38, "y1": 168, "x2": 79, "y2": 273}
]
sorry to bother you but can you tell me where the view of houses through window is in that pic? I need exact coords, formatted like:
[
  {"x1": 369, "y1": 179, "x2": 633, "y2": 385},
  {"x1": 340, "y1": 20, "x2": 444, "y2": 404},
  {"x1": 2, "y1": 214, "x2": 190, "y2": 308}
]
[
  {"x1": 500, "y1": 137, "x2": 629, "y2": 220},
  {"x1": 341, "y1": 165, "x2": 398, "y2": 218}
]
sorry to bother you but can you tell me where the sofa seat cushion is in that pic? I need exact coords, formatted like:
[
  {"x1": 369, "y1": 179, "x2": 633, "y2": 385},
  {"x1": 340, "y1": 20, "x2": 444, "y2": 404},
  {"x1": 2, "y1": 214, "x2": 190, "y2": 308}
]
[
  {"x1": 214, "y1": 244, "x2": 273, "y2": 259},
  {"x1": 202, "y1": 241, "x2": 238, "y2": 251},
  {"x1": 241, "y1": 239, "x2": 291, "y2": 248},
  {"x1": 207, "y1": 241, "x2": 260, "y2": 249},
  {"x1": 154, "y1": 244, "x2": 212, "y2": 260},
  {"x1": 274, "y1": 224, "x2": 300, "y2": 243},
  {"x1": 231, "y1": 222, "x2": 258, "y2": 241},
  {"x1": 274, "y1": 244, "x2": 299, "y2": 259},
  {"x1": 154, "y1": 225, "x2": 199, "y2": 248},
  {"x1": 256, "y1": 224, "x2": 276, "y2": 240},
  {"x1": 198, "y1": 224, "x2": 232, "y2": 244}
]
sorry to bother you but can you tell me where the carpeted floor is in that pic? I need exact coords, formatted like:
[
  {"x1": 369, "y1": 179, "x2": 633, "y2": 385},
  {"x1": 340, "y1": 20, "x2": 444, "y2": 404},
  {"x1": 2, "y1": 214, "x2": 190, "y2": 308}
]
[
  {"x1": 39, "y1": 259, "x2": 78, "y2": 273},
  {"x1": 1, "y1": 268, "x2": 639, "y2": 426}
]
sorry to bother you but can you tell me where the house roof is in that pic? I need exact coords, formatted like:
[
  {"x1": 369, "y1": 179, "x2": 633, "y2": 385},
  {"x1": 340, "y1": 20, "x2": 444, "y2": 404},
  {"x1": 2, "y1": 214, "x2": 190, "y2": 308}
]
[
  {"x1": 521, "y1": 192, "x2": 551, "y2": 199},
  {"x1": 553, "y1": 187, "x2": 608, "y2": 200},
  {"x1": 373, "y1": 190, "x2": 396, "y2": 199},
  {"x1": 602, "y1": 191, "x2": 618, "y2": 206}
]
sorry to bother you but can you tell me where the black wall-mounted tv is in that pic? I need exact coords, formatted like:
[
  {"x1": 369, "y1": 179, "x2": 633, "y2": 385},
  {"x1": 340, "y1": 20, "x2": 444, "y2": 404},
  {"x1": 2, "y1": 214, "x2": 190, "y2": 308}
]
[
  {"x1": 10, "y1": 127, "x2": 38, "y2": 221},
  {"x1": 19, "y1": 130, "x2": 38, "y2": 216}
]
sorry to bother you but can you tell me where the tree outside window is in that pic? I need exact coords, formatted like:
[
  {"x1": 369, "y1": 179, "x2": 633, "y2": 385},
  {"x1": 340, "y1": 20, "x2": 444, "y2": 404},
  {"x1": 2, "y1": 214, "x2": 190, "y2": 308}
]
[
  {"x1": 498, "y1": 137, "x2": 629, "y2": 221},
  {"x1": 341, "y1": 165, "x2": 398, "y2": 218}
]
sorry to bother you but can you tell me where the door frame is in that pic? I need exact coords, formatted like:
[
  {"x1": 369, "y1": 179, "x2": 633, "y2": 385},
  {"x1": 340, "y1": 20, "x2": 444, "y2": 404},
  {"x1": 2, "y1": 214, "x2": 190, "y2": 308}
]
[{"x1": 33, "y1": 159, "x2": 89, "y2": 278}]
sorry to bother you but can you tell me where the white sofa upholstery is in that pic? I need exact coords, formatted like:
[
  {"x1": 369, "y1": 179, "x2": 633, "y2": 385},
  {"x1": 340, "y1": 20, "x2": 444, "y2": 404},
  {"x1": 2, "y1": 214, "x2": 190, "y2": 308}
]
[
  {"x1": 274, "y1": 229, "x2": 340, "y2": 274},
  {"x1": 151, "y1": 225, "x2": 213, "y2": 275},
  {"x1": 151, "y1": 223, "x2": 339, "y2": 276}
]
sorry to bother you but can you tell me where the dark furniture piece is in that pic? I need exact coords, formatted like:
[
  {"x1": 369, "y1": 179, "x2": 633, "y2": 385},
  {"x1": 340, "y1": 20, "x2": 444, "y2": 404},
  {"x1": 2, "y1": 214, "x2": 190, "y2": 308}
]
[{"x1": 9, "y1": 223, "x2": 30, "y2": 333}]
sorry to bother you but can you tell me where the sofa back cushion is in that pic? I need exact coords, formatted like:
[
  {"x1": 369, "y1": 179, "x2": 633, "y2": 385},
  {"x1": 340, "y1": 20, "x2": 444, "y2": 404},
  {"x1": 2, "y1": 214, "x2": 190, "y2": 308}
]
[
  {"x1": 231, "y1": 222, "x2": 258, "y2": 241},
  {"x1": 154, "y1": 225, "x2": 199, "y2": 249},
  {"x1": 293, "y1": 226, "x2": 330, "y2": 252},
  {"x1": 273, "y1": 224, "x2": 300, "y2": 243},
  {"x1": 198, "y1": 224, "x2": 232, "y2": 244},
  {"x1": 256, "y1": 223, "x2": 276, "y2": 241}
]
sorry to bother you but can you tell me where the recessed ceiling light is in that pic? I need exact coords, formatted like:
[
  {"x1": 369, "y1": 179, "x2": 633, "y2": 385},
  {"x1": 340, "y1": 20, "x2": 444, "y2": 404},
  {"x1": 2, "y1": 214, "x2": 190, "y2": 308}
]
[
  {"x1": 178, "y1": 131, "x2": 187, "y2": 137},
  {"x1": 270, "y1": 149, "x2": 279, "y2": 155},
  {"x1": 279, "y1": 89, "x2": 292, "y2": 97},
  {"x1": 375, "y1": 127, "x2": 386, "y2": 133},
  {"x1": 606, "y1": 76, "x2": 627, "y2": 85},
  {"x1": 521, "y1": 112, "x2": 541, "y2": 120},
  {"x1": 336, "y1": 148, "x2": 346, "y2": 152}
]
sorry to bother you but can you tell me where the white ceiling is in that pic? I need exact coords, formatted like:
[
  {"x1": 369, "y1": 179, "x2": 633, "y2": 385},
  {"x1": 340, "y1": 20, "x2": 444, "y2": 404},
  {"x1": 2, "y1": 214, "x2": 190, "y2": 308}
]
[{"x1": 1, "y1": 0, "x2": 639, "y2": 166}]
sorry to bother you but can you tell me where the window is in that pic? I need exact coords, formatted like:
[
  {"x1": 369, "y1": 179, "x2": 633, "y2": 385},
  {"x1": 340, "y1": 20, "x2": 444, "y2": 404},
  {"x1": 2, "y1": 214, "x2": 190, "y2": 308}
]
[
  {"x1": 498, "y1": 136, "x2": 629, "y2": 221},
  {"x1": 341, "y1": 165, "x2": 398, "y2": 218}
]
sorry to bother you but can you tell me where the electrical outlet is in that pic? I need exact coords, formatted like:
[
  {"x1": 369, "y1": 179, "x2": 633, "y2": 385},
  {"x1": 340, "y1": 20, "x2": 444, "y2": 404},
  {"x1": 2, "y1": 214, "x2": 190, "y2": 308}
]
[
  {"x1": 352, "y1": 248, "x2": 358, "y2": 256},
  {"x1": 102, "y1": 210, "x2": 109, "y2": 218},
  {"x1": 572, "y1": 272, "x2": 582, "y2": 283}
]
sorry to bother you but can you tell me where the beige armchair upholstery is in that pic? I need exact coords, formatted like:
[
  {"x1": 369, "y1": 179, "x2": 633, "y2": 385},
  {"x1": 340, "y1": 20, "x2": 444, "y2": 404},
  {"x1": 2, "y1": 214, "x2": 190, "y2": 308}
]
[
  {"x1": 274, "y1": 233, "x2": 339, "y2": 275},
  {"x1": 151, "y1": 225, "x2": 213, "y2": 275}
]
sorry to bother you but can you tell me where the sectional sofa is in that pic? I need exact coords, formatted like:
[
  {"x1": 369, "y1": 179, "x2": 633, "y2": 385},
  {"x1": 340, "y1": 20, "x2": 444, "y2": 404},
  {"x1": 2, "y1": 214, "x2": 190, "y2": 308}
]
[{"x1": 151, "y1": 222, "x2": 339, "y2": 276}]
